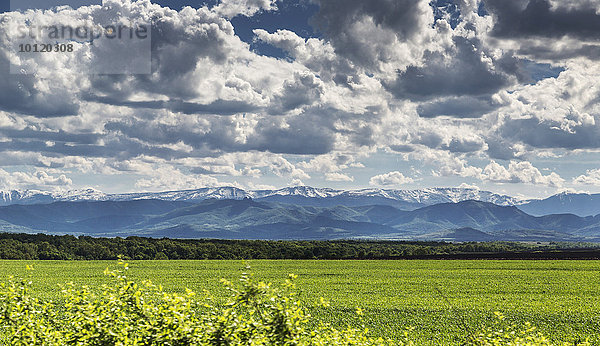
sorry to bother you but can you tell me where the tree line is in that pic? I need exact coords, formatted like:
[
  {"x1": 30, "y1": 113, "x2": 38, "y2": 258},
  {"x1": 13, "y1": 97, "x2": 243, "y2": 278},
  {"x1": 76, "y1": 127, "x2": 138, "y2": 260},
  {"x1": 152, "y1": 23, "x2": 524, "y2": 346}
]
[{"x1": 0, "y1": 233, "x2": 597, "y2": 260}]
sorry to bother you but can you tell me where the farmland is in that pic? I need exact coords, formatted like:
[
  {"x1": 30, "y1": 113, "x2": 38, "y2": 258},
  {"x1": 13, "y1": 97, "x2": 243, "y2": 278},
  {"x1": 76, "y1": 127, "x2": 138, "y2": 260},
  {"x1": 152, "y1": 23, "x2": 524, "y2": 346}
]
[{"x1": 1, "y1": 260, "x2": 599, "y2": 345}]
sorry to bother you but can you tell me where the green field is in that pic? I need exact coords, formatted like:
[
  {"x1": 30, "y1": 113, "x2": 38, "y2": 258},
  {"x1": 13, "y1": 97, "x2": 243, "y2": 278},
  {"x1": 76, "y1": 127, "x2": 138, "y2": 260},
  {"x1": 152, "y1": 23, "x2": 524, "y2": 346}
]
[{"x1": 1, "y1": 260, "x2": 599, "y2": 345}]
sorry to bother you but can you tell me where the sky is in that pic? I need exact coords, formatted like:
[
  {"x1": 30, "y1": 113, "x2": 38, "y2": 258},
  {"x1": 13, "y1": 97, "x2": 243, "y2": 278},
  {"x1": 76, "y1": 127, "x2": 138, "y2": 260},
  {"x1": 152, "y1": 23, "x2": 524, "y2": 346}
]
[{"x1": 0, "y1": 0, "x2": 599, "y2": 198}]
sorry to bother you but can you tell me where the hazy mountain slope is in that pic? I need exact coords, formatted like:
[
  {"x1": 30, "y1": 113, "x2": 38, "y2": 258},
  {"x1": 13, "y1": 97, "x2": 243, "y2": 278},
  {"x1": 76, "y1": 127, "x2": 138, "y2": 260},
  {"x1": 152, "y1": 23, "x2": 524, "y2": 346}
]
[
  {"x1": 518, "y1": 193, "x2": 600, "y2": 217},
  {"x1": 384, "y1": 201, "x2": 539, "y2": 232},
  {"x1": 134, "y1": 199, "x2": 397, "y2": 239},
  {"x1": 1, "y1": 198, "x2": 600, "y2": 240},
  {"x1": 387, "y1": 200, "x2": 600, "y2": 235},
  {"x1": 0, "y1": 200, "x2": 192, "y2": 234}
]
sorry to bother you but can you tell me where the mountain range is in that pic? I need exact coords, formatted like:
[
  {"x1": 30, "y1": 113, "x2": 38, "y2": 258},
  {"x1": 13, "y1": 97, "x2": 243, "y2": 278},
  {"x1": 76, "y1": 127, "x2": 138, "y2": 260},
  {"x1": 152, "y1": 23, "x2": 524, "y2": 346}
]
[
  {"x1": 3, "y1": 186, "x2": 600, "y2": 216},
  {"x1": 2, "y1": 186, "x2": 600, "y2": 241},
  {"x1": 0, "y1": 197, "x2": 598, "y2": 242},
  {"x1": 0, "y1": 186, "x2": 522, "y2": 208}
]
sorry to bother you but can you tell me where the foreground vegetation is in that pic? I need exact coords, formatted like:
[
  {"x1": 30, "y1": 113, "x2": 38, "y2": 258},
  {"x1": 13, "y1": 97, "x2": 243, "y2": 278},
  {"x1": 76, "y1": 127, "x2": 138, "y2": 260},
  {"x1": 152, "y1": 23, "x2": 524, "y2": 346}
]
[
  {"x1": 0, "y1": 261, "x2": 590, "y2": 345},
  {"x1": 2, "y1": 233, "x2": 599, "y2": 260},
  {"x1": 1, "y1": 262, "x2": 402, "y2": 345},
  {"x1": 0, "y1": 260, "x2": 598, "y2": 344}
]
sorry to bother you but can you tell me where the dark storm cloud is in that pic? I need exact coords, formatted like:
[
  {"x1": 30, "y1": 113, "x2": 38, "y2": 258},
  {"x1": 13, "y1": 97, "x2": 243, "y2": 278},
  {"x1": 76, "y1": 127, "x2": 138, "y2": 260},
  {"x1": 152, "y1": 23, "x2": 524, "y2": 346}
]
[
  {"x1": 78, "y1": 10, "x2": 237, "y2": 105},
  {"x1": 386, "y1": 37, "x2": 510, "y2": 101},
  {"x1": 311, "y1": 0, "x2": 430, "y2": 67},
  {"x1": 0, "y1": 127, "x2": 194, "y2": 161},
  {"x1": 0, "y1": 52, "x2": 79, "y2": 117},
  {"x1": 0, "y1": 139, "x2": 106, "y2": 157},
  {"x1": 267, "y1": 72, "x2": 323, "y2": 114},
  {"x1": 0, "y1": 128, "x2": 100, "y2": 144},
  {"x1": 0, "y1": 3, "x2": 237, "y2": 119},
  {"x1": 250, "y1": 123, "x2": 333, "y2": 154},
  {"x1": 485, "y1": 0, "x2": 600, "y2": 39},
  {"x1": 83, "y1": 94, "x2": 260, "y2": 116},
  {"x1": 104, "y1": 119, "x2": 224, "y2": 151},
  {"x1": 411, "y1": 131, "x2": 484, "y2": 153},
  {"x1": 149, "y1": 13, "x2": 232, "y2": 70},
  {"x1": 313, "y1": 0, "x2": 425, "y2": 39},
  {"x1": 417, "y1": 96, "x2": 501, "y2": 118},
  {"x1": 441, "y1": 137, "x2": 484, "y2": 153},
  {"x1": 389, "y1": 144, "x2": 414, "y2": 153},
  {"x1": 104, "y1": 107, "x2": 338, "y2": 156},
  {"x1": 413, "y1": 131, "x2": 444, "y2": 148},
  {"x1": 517, "y1": 43, "x2": 600, "y2": 61},
  {"x1": 500, "y1": 117, "x2": 600, "y2": 150},
  {"x1": 485, "y1": 136, "x2": 519, "y2": 160}
]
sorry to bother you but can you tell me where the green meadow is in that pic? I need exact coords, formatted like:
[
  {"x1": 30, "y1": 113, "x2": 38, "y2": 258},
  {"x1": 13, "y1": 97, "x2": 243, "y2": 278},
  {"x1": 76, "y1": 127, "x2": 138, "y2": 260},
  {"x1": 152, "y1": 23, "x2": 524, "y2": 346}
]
[{"x1": 1, "y1": 260, "x2": 599, "y2": 345}]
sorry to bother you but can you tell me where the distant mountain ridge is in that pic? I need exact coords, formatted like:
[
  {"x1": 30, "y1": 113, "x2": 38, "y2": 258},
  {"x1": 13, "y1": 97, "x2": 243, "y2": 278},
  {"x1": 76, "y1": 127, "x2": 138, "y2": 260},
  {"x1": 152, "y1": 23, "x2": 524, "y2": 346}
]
[
  {"x1": 0, "y1": 186, "x2": 523, "y2": 209},
  {"x1": 0, "y1": 198, "x2": 598, "y2": 242},
  {"x1": 517, "y1": 192, "x2": 600, "y2": 217}
]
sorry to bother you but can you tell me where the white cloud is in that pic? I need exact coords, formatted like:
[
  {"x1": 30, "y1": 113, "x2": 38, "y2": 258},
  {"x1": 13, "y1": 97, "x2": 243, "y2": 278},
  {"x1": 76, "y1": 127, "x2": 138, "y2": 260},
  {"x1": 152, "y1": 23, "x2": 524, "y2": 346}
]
[
  {"x1": 134, "y1": 166, "x2": 221, "y2": 192},
  {"x1": 213, "y1": 0, "x2": 277, "y2": 18},
  {"x1": 267, "y1": 156, "x2": 310, "y2": 180},
  {"x1": 496, "y1": 60, "x2": 600, "y2": 152},
  {"x1": 297, "y1": 153, "x2": 362, "y2": 173},
  {"x1": 369, "y1": 171, "x2": 414, "y2": 186},
  {"x1": 289, "y1": 179, "x2": 304, "y2": 187},
  {"x1": 573, "y1": 169, "x2": 600, "y2": 185},
  {"x1": 458, "y1": 182, "x2": 480, "y2": 190},
  {"x1": 0, "y1": 0, "x2": 597, "y2": 194},
  {"x1": 0, "y1": 169, "x2": 72, "y2": 191},
  {"x1": 325, "y1": 172, "x2": 354, "y2": 182},
  {"x1": 481, "y1": 161, "x2": 564, "y2": 187}
]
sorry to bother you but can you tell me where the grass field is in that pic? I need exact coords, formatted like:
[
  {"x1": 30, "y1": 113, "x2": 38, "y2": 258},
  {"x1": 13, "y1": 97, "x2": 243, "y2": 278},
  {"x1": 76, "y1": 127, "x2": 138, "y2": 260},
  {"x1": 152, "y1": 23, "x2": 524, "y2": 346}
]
[{"x1": 1, "y1": 260, "x2": 599, "y2": 345}]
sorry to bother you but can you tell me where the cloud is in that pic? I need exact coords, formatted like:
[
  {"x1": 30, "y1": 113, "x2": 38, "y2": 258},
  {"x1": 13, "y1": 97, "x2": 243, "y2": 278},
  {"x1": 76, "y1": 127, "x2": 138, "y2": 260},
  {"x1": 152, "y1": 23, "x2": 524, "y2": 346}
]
[
  {"x1": 405, "y1": 125, "x2": 486, "y2": 154},
  {"x1": 297, "y1": 153, "x2": 362, "y2": 173},
  {"x1": 481, "y1": 160, "x2": 564, "y2": 187},
  {"x1": 252, "y1": 29, "x2": 360, "y2": 86},
  {"x1": 0, "y1": 0, "x2": 597, "y2": 195},
  {"x1": 573, "y1": 169, "x2": 600, "y2": 185},
  {"x1": 0, "y1": 54, "x2": 80, "y2": 116},
  {"x1": 102, "y1": 107, "x2": 337, "y2": 157},
  {"x1": 389, "y1": 144, "x2": 414, "y2": 153},
  {"x1": 386, "y1": 36, "x2": 511, "y2": 101},
  {"x1": 265, "y1": 156, "x2": 310, "y2": 180},
  {"x1": 289, "y1": 179, "x2": 305, "y2": 186},
  {"x1": 458, "y1": 182, "x2": 481, "y2": 190},
  {"x1": 134, "y1": 166, "x2": 221, "y2": 192},
  {"x1": 312, "y1": 0, "x2": 434, "y2": 72},
  {"x1": 417, "y1": 96, "x2": 502, "y2": 118},
  {"x1": 441, "y1": 137, "x2": 486, "y2": 153},
  {"x1": 485, "y1": 0, "x2": 600, "y2": 39},
  {"x1": 0, "y1": 168, "x2": 72, "y2": 190},
  {"x1": 496, "y1": 60, "x2": 600, "y2": 151},
  {"x1": 484, "y1": 0, "x2": 600, "y2": 60},
  {"x1": 499, "y1": 116, "x2": 600, "y2": 150},
  {"x1": 325, "y1": 172, "x2": 354, "y2": 182},
  {"x1": 213, "y1": 0, "x2": 277, "y2": 18},
  {"x1": 369, "y1": 171, "x2": 414, "y2": 186},
  {"x1": 485, "y1": 137, "x2": 520, "y2": 160},
  {"x1": 268, "y1": 71, "x2": 324, "y2": 114}
]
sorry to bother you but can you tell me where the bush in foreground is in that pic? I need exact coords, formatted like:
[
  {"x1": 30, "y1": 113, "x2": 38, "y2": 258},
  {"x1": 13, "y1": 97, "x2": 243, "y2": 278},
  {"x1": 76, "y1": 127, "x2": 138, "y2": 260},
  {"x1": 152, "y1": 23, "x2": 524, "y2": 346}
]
[
  {"x1": 0, "y1": 262, "x2": 402, "y2": 345},
  {"x1": 0, "y1": 262, "x2": 590, "y2": 345},
  {"x1": 470, "y1": 311, "x2": 589, "y2": 346}
]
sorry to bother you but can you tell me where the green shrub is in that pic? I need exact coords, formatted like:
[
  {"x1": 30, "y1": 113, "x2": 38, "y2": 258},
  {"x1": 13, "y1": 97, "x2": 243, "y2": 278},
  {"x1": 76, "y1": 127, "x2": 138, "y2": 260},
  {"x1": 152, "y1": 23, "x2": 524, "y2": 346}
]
[
  {"x1": 0, "y1": 262, "x2": 590, "y2": 345},
  {"x1": 470, "y1": 312, "x2": 589, "y2": 346},
  {"x1": 0, "y1": 262, "x2": 401, "y2": 345}
]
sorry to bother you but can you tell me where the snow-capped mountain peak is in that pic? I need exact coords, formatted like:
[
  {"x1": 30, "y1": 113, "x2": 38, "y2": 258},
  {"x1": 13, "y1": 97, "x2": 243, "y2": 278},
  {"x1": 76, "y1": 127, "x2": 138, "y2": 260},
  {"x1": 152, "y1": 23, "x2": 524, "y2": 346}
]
[{"x1": 0, "y1": 186, "x2": 525, "y2": 208}]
